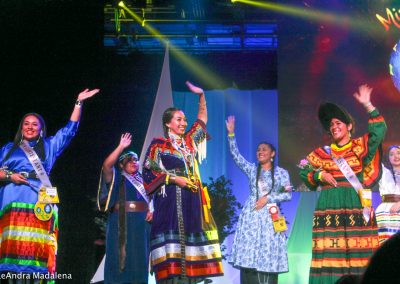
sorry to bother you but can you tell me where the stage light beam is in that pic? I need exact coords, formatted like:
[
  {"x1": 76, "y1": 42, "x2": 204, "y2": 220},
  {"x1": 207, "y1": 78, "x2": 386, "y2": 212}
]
[
  {"x1": 232, "y1": 0, "x2": 385, "y2": 36},
  {"x1": 119, "y1": 5, "x2": 228, "y2": 89}
]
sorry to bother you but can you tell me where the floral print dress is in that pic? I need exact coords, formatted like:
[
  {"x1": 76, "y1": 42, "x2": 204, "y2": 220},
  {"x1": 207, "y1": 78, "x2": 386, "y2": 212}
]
[{"x1": 227, "y1": 136, "x2": 292, "y2": 273}]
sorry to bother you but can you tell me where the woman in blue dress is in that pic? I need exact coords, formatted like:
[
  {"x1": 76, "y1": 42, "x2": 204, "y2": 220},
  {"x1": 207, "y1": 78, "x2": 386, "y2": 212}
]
[
  {"x1": 0, "y1": 88, "x2": 99, "y2": 277},
  {"x1": 225, "y1": 115, "x2": 292, "y2": 284},
  {"x1": 97, "y1": 133, "x2": 152, "y2": 284}
]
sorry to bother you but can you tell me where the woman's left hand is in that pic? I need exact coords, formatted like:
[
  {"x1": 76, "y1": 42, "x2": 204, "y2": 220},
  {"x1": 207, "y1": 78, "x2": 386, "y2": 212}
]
[
  {"x1": 185, "y1": 81, "x2": 204, "y2": 95},
  {"x1": 353, "y1": 84, "x2": 373, "y2": 105},
  {"x1": 255, "y1": 195, "x2": 268, "y2": 211},
  {"x1": 390, "y1": 202, "x2": 400, "y2": 213},
  {"x1": 145, "y1": 211, "x2": 153, "y2": 222},
  {"x1": 77, "y1": 88, "x2": 100, "y2": 102}
]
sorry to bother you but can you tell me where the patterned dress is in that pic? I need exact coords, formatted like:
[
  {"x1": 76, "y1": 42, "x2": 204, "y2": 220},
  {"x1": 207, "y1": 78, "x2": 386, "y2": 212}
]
[
  {"x1": 97, "y1": 169, "x2": 149, "y2": 284},
  {"x1": 376, "y1": 165, "x2": 400, "y2": 244},
  {"x1": 299, "y1": 109, "x2": 386, "y2": 284},
  {"x1": 227, "y1": 136, "x2": 292, "y2": 273},
  {"x1": 143, "y1": 119, "x2": 223, "y2": 282},
  {"x1": 0, "y1": 121, "x2": 78, "y2": 275}
]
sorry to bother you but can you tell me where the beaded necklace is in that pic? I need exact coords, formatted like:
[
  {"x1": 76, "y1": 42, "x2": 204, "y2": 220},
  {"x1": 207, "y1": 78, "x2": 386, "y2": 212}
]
[{"x1": 168, "y1": 132, "x2": 195, "y2": 177}]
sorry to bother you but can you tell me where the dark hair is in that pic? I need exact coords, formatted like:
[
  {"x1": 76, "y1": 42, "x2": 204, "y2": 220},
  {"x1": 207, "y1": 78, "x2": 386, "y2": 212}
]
[
  {"x1": 255, "y1": 141, "x2": 276, "y2": 199},
  {"x1": 162, "y1": 107, "x2": 181, "y2": 138},
  {"x1": 2, "y1": 113, "x2": 47, "y2": 163},
  {"x1": 335, "y1": 274, "x2": 360, "y2": 284},
  {"x1": 360, "y1": 232, "x2": 400, "y2": 283},
  {"x1": 387, "y1": 145, "x2": 400, "y2": 185}
]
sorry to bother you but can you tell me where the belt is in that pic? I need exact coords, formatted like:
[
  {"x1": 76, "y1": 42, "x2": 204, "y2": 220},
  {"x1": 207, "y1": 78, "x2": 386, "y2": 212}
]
[
  {"x1": 168, "y1": 168, "x2": 187, "y2": 177},
  {"x1": 18, "y1": 171, "x2": 39, "y2": 179},
  {"x1": 382, "y1": 194, "x2": 400, "y2": 203},
  {"x1": 110, "y1": 201, "x2": 148, "y2": 213}
]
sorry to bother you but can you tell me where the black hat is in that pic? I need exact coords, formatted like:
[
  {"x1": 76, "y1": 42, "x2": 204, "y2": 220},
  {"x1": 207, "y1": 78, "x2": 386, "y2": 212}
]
[{"x1": 318, "y1": 102, "x2": 354, "y2": 133}]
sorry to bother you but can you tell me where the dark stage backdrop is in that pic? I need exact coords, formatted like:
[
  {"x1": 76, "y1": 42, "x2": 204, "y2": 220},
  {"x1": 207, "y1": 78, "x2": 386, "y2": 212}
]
[
  {"x1": 0, "y1": 1, "x2": 277, "y2": 282},
  {"x1": 4, "y1": 0, "x2": 400, "y2": 282}
]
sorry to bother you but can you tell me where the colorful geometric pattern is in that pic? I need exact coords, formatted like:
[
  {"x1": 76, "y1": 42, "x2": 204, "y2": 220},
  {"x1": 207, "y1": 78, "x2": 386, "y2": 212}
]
[
  {"x1": 376, "y1": 211, "x2": 400, "y2": 244},
  {"x1": 151, "y1": 230, "x2": 223, "y2": 281},
  {"x1": 0, "y1": 202, "x2": 57, "y2": 274}
]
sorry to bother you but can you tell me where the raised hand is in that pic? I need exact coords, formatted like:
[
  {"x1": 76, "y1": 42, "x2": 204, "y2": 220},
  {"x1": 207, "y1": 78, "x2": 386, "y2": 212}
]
[
  {"x1": 353, "y1": 84, "x2": 373, "y2": 106},
  {"x1": 185, "y1": 81, "x2": 204, "y2": 95},
  {"x1": 77, "y1": 88, "x2": 100, "y2": 102},
  {"x1": 225, "y1": 115, "x2": 235, "y2": 134},
  {"x1": 119, "y1": 133, "x2": 132, "y2": 150}
]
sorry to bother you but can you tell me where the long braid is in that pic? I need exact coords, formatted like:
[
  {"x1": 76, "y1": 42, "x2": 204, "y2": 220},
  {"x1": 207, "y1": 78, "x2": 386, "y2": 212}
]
[
  {"x1": 257, "y1": 141, "x2": 276, "y2": 193},
  {"x1": 271, "y1": 158, "x2": 275, "y2": 190},
  {"x1": 390, "y1": 163, "x2": 397, "y2": 186},
  {"x1": 256, "y1": 163, "x2": 261, "y2": 200}
]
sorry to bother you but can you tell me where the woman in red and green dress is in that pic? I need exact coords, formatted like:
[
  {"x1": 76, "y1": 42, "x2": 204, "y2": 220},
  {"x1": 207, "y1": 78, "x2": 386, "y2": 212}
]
[{"x1": 299, "y1": 84, "x2": 386, "y2": 284}]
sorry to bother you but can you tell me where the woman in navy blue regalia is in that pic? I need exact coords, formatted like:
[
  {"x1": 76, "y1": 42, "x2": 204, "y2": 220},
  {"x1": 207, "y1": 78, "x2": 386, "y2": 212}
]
[
  {"x1": 142, "y1": 82, "x2": 223, "y2": 283},
  {"x1": 98, "y1": 133, "x2": 152, "y2": 284}
]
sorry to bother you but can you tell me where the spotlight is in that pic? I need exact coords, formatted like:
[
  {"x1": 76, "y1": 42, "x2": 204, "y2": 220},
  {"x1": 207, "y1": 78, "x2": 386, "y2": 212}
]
[
  {"x1": 231, "y1": 0, "x2": 237, "y2": 2},
  {"x1": 118, "y1": 1, "x2": 125, "y2": 7}
]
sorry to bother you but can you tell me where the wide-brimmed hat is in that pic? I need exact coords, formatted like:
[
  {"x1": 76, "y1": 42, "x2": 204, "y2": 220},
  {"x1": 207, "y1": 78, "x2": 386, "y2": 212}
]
[
  {"x1": 318, "y1": 102, "x2": 354, "y2": 134},
  {"x1": 118, "y1": 151, "x2": 138, "y2": 163}
]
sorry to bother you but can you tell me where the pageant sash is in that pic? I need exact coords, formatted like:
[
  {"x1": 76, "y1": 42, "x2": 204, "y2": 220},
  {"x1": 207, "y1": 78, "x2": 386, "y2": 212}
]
[
  {"x1": 20, "y1": 141, "x2": 52, "y2": 187},
  {"x1": 326, "y1": 146, "x2": 372, "y2": 223},
  {"x1": 20, "y1": 141, "x2": 59, "y2": 221},
  {"x1": 121, "y1": 171, "x2": 149, "y2": 204}
]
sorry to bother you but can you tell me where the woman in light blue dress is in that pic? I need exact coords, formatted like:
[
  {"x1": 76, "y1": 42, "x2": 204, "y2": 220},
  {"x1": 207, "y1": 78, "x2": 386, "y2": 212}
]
[{"x1": 226, "y1": 116, "x2": 292, "y2": 284}]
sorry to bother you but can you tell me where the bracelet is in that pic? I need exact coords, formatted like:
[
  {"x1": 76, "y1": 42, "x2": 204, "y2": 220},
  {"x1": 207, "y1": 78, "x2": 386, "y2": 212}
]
[
  {"x1": 75, "y1": 100, "x2": 83, "y2": 107},
  {"x1": 5, "y1": 172, "x2": 11, "y2": 181},
  {"x1": 165, "y1": 175, "x2": 170, "y2": 185},
  {"x1": 363, "y1": 102, "x2": 372, "y2": 108},
  {"x1": 317, "y1": 171, "x2": 323, "y2": 181},
  {"x1": 228, "y1": 133, "x2": 235, "y2": 137}
]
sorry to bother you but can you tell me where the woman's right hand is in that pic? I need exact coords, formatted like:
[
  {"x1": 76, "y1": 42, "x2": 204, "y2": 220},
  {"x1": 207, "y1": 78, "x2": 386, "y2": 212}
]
[
  {"x1": 119, "y1": 133, "x2": 132, "y2": 150},
  {"x1": 225, "y1": 115, "x2": 235, "y2": 134},
  {"x1": 390, "y1": 202, "x2": 400, "y2": 213},
  {"x1": 10, "y1": 173, "x2": 29, "y2": 185},
  {"x1": 173, "y1": 176, "x2": 197, "y2": 190},
  {"x1": 320, "y1": 172, "x2": 337, "y2": 187},
  {"x1": 353, "y1": 84, "x2": 373, "y2": 106}
]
